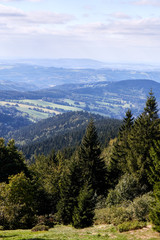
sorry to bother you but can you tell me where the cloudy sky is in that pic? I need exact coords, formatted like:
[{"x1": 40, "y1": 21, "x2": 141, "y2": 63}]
[{"x1": 0, "y1": 0, "x2": 160, "y2": 64}]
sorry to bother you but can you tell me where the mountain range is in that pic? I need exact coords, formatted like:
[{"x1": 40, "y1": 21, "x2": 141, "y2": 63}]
[{"x1": 1, "y1": 62, "x2": 160, "y2": 91}]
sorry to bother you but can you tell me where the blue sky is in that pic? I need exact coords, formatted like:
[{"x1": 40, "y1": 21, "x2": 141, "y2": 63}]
[{"x1": 0, "y1": 0, "x2": 160, "y2": 64}]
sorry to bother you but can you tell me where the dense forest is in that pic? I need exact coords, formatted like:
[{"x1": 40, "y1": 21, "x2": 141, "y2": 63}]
[
  {"x1": 0, "y1": 90, "x2": 160, "y2": 232},
  {"x1": 10, "y1": 111, "x2": 121, "y2": 160}
]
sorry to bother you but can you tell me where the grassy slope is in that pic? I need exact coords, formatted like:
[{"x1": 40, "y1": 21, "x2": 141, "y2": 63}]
[{"x1": 0, "y1": 224, "x2": 159, "y2": 240}]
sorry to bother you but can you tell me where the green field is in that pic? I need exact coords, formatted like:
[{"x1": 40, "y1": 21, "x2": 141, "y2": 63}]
[
  {"x1": 0, "y1": 224, "x2": 159, "y2": 240},
  {"x1": 0, "y1": 99, "x2": 83, "y2": 122}
]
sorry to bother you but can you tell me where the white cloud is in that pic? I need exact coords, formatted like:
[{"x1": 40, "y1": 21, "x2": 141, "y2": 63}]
[
  {"x1": 108, "y1": 12, "x2": 131, "y2": 19},
  {"x1": 132, "y1": 0, "x2": 160, "y2": 6},
  {"x1": 69, "y1": 18, "x2": 160, "y2": 38},
  {"x1": 0, "y1": 0, "x2": 42, "y2": 2},
  {"x1": 0, "y1": 4, "x2": 75, "y2": 36}
]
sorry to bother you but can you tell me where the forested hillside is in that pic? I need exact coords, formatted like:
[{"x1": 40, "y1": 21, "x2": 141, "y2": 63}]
[
  {"x1": 1, "y1": 91, "x2": 160, "y2": 233},
  {"x1": 1, "y1": 79, "x2": 160, "y2": 125},
  {"x1": 7, "y1": 111, "x2": 121, "y2": 160},
  {"x1": 0, "y1": 106, "x2": 31, "y2": 136}
]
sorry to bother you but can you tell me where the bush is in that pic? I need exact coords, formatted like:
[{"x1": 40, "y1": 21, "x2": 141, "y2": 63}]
[
  {"x1": 94, "y1": 204, "x2": 133, "y2": 226},
  {"x1": 0, "y1": 225, "x2": 3, "y2": 230},
  {"x1": 106, "y1": 174, "x2": 142, "y2": 206},
  {"x1": 118, "y1": 220, "x2": 147, "y2": 232},
  {"x1": 36, "y1": 215, "x2": 54, "y2": 228},
  {"x1": 31, "y1": 224, "x2": 49, "y2": 232},
  {"x1": 132, "y1": 192, "x2": 154, "y2": 221},
  {"x1": 95, "y1": 192, "x2": 154, "y2": 226}
]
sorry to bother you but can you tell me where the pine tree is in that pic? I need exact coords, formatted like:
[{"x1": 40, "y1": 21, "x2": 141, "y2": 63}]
[
  {"x1": 126, "y1": 91, "x2": 160, "y2": 189},
  {"x1": 109, "y1": 109, "x2": 134, "y2": 187},
  {"x1": 148, "y1": 140, "x2": 160, "y2": 185},
  {"x1": 72, "y1": 183, "x2": 95, "y2": 228},
  {"x1": 144, "y1": 89, "x2": 159, "y2": 120},
  {"x1": 78, "y1": 119, "x2": 107, "y2": 196},
  {"x1": 0, "y1": 138, "x2": 28, "y2": 183},
  {"x1": 150, "y1": 182, "x2": 160, "y2": 232},
  {"x1": 56, "y1": 155, "x2": 81, "y2": 224}
]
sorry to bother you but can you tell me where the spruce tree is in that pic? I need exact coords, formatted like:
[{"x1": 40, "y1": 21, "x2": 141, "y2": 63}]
[
  {"x1": 0, "y1": 138, "x2": 28, "y2": 183},
  {"x1": 72, "y1": 183, "x2": 95, "y2": 228},
  {"x1": 56, "y1": 155, "x2": 81, "y2": 224},
  {"x1": 150, "y1": 182, "x2": 160, "y2": 232},
  {"x1": 78, "y1": 119, "x2": 107, "y2": 196},
  {"x1": 109, "y1": 109, "x2": 134, "y2": 187},
  {"x1": 144, "y1": 89, "x2": 159, "y2": 120},
  {"x1": 148, "y1": 140, "x2": 160, "y2": 185},
  {"x1": 126, "y1": 90, "x2": 160, "y2": 189}
]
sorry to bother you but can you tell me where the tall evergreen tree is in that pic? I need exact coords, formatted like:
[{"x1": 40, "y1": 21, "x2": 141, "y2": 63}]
[
  {"x1": 72, "y1": 183, "x2": 95, "y2": 229},
  {"x1": 56, "y1": 155, "x2": 81, "y2": 224},
  {"x1": 144, "y1": 89, "x2": 159, "y2": 120},
  {"x1": 126, "y1": 90, "x2": 160, "y2": 189},
  {"x1": 150, "y1": 182, "x2": 160, "y2": 232},
  {"x1": 148, "y1": 140, "x2": 160, "y2": 185},
  {"x1": 109, "y1": 109, "x2": 134, "y2": 187},
  {"x1": 57, "y1": 120, "x2": 107, "y2": 226},
  {"x1": 0, "y1": 138, "x2": 28, "y2": 183},
  {"x1": 78, "y1": 119, "x2": 107, "y2": 196}
]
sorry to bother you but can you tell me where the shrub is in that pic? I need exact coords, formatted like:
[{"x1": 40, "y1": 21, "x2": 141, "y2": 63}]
[
  {"x1": 118, "y1": 220, "x2": 147, "y2": 232},
  {"x1": 0, "y1": 225, "x2": 3, "y2": 230},
  {"x1": 94, "y1": 204, "x2": 133, "y2": 226},
  {"x1": 36, "y1": 215, "x2": 54, "y2": 228},
  {"x1": 95, "y1": 192, "x2": 154, "y2": 226},
  {"x1": 106, "y1": 174, "x2": 142, "y2": 206},
  {"x1": 31, "y1": 224, "x2": 49, "y2": 232},
  {"x1": 132, "y1": 192, "x2": 154, "y2": 221}
]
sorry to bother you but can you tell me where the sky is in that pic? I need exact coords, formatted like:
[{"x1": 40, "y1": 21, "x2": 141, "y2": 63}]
[{"x1": 0, "y1": 0, "x2": 160, "y2": 64}]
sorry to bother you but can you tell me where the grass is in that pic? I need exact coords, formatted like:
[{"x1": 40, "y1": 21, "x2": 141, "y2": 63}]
[
  {"x1": 0, "y1": 99, "x2": 82, "y2": 122},
  {"x1": 0, "y1": 224, "x2": 159, "y2": 240}
]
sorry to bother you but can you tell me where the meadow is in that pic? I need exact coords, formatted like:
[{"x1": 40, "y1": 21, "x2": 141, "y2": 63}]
[{"x1": 0, "y1": 224, "x2": 159, "y2": 240}]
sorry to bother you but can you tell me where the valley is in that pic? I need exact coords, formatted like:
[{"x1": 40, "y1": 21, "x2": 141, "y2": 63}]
[{"x1": 0, "y1": 79, "x2": 159, "y2": 123}]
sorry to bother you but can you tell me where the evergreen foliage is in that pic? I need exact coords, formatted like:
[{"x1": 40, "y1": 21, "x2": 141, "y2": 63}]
[
  {"x1": 109, "y1": 109, "x2": 134, "y2": 187},
  {"x1": 148, "y1": 140, "x2": 160, "y2": 184},
  {"x1": 56, "y1": 156, "x2": 81, "y2": 225},
  {"x1": 78, "y1": 119, "x2": 108, "y2": 196},
  {"x1": 72, "y1": 183, "x2": 95, "y2": 228},
  {"x1": 126, "y1": 90, "x2": 160, "y2": 189},
  {"x1": 150, "y1": 183, "x2": 160, "y2": 232},
  {"x1": 1, "y1": 91, "x2": 160, "y2": 230},
  {"x1": 0, "y1": 138, "x2": 28, "y2": 183}
]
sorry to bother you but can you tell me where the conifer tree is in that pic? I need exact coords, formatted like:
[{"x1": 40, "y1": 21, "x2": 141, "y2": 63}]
[
  {"x1": 57, "y1": 120, "x2": 107, "y2": 226},
  {"x1": 109, "y1": 109, "x2": 134, "y2": 186},
  {"x1": 148, "y1": 140, "x2": 160, "y2": 185},
  {"x1": 0, "y1": 138, "x2": 28, "y2": 183},
  {"x1": 144, "y1": 89, "x2": 159, "y2": 120},
  {"x1": 78, "y1": 119, "x2": 107, "y2": 196},
  {"x1": 126, "y1": 90, "x2": 160, "y2": 189},
  {"x1": 150, "y1": 182, "x2": 160, "y2": 232},
  {"x1": 56, "y1": 155, "x2": 81, "y2": 224},
  {"x1": 72, "y1": 183, "x2": 95, "y2": 228}
]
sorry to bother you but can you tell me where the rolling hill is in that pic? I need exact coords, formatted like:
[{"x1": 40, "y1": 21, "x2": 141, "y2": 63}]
[
  {"x1": 1, "y1": 63, "x2": 160, "y2": 91},
  {"x1": 6, "y1": 111, "x2": 121, "y2": 160},
  {"x1": 0, "y1": 79, "x2": 160, "y2": 126}
]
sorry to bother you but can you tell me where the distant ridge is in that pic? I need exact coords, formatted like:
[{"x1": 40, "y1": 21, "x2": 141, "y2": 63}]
[{"x1": 1, "y1": 79, "x2": 160, "y2": 121}]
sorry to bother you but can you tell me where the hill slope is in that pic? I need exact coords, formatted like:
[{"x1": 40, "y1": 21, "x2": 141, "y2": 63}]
[
  {"x1": 7, "y1": 111, "x2": 121, "y2": 159},
  {"x1": 1, "y1": 63, "x2": 160, "y2": 91},
  {"x1": 0, "y1": 79, "x2": 160, "y2": 124}
]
